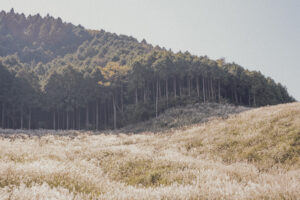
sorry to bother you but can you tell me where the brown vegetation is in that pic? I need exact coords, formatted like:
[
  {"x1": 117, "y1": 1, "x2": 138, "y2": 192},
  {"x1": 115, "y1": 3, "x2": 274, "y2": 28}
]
[{"x1": 0, "y1": 102, "x2": 299, "y2": 199}]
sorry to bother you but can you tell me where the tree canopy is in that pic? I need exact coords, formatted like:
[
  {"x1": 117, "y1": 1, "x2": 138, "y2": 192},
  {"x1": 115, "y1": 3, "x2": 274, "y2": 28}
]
[{"x1": 0, "y1": 10, "x2": 295, "y2": 130}]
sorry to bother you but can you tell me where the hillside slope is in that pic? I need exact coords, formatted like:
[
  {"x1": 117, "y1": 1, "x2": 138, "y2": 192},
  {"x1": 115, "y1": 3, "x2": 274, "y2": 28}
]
[
  {"x1": 0, "y1": 9, "x2": 295, "y2": 131},
  {"x1": 0, "y1": 102, "x2": 299, "y2": 199},
  {"x1": 122, "y1": 102, "x2": 249, "y2": 133}
]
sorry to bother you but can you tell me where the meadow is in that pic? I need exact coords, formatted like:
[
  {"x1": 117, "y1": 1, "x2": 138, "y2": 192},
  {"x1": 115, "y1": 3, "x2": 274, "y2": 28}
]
[{"x1": 0, "y1": 103, "x2": 299, "y2": 199}]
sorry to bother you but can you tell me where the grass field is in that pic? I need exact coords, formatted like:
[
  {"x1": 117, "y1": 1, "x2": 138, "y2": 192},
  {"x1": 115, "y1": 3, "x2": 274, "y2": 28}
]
[{"x1": 0, "y1": 103, "x2": 299, "y2": 199}]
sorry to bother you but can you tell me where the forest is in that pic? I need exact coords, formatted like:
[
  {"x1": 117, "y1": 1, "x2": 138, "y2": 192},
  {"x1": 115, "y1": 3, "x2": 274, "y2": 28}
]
[{"x1": 0, "y1": 9, "x2": 295, "y2": 130}]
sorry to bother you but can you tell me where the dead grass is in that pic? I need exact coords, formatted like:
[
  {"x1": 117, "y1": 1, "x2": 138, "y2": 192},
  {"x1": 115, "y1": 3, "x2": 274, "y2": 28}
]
[
  {"x1": 182, "y1": 102, "x2": 300, "y2": 171},
  {"x1": 0, "y1": 102, "x2": 299, "y2": 199}
]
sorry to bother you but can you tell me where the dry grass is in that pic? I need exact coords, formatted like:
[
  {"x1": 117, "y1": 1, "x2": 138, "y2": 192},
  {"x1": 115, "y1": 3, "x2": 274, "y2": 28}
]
[
  {"x1": 122, "y1": 102, "x2": 249, "y2": 133},
  {"x1": 0, "y1": 102, "x2": 299, "y2": 199}
]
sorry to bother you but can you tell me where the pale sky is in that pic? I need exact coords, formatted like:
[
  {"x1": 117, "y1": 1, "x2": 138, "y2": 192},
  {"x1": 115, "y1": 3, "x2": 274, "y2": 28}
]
[{"x1": 2, "y1": 0, "x2": 300, "y2": 100}]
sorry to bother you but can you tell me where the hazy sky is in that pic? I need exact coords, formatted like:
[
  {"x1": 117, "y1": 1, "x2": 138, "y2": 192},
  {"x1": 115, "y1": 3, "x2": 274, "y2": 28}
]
[{"x1": 2, "y1": 0, "x2": 300, "y2": 100}]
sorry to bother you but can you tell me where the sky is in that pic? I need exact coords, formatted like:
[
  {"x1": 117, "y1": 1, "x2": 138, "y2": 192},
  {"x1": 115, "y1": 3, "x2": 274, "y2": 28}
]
[{"x1": 2, "y1": 0, "x2": 300, "y2": 100}]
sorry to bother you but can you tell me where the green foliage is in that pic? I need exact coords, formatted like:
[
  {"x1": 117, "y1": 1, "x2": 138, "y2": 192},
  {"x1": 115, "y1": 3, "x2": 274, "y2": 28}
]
[{"x1": 0, "y1": 10, "x2": 295, "y2": 130}]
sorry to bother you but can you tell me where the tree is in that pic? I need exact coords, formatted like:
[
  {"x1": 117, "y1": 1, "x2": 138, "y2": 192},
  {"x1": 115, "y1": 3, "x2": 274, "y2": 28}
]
[
  {"x1": 99, "y1": 62, "x2": 131, "y2": 129},
  {"x1": 0, "y1": 61, "x2": 13, "y2": 128}
]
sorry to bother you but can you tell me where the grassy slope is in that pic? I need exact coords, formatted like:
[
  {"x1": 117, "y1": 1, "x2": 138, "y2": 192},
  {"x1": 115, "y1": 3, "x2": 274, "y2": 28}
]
[
  {"x1": 122, "y1": 103, "x2": 249, "y2": 133},
  {"x1": 181, "y1": 102, "x2": 300, "y2": 170},
  {"x1": 0, "y1": 102, "x2": 299, "y2": 199}
]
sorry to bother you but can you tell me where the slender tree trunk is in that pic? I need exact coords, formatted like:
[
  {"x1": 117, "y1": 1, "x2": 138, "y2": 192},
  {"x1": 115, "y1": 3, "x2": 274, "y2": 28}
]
[
  {"x1": 248, "y1": 92, "x2": 251, "y2": 106},
  {"x1": 2, "y1": 102, "x2": 5, "y2": 129},
  {"x1": 73, "y1": 110, "x2": 76, "y2": 130},
  {"x1": 8, "y1": 117, "x2": 10, "y2": 129},
  {"x1": 173, "y1": 77, "x2": 177, "y2": 98},
  {"x1": 66, "y1": 111, "x2": 69, "y2": 130},
  {"x1": 143, "y1": 86, "x2": 147, "y2": 103},
  {"x1": 159, "y1": 80, "x2": 161, "y2": 99},
  {"x1": 52, "y1": 111, "x2": 56, "y2": 130},
  {"x1": 206, "y1": 78, "x2": 209, "y2": 101},
  {"x1": 96, "y1": 101, "x2": 99, "y2": 130},
  {"x1": 20, "y1": 107, "x2": 23, "y2": 129},
  {"x1": 235, "y1": 86, "x2": 238, "y2": 104},
  {"x1": 179, "y1": 80, "x2": 182, "y2": 97},
  {"x1": 208, "y1": 80, "x2": 210, "y2": 100},
  {"x1": 218, "y1": 80, "x2": 221, "y2": 103},
  {"x1": 188, "y1": 78, "x2": 191, "y2": 96},
  {"x1": 152, "y1": 83, "x2": 155, "y2": 102},
  {"x1": 12, "y1": 118, "x2": 15, "y2": 129},
  {"x1": 78, "y1": 109, "x2": 81, "y2": 130},
  {"x1": 121, "y1": 85, "x2": 124, "y2": 113},
  {"x1": 104, "y1": 102, "x2": 107, "y2": 129},
  {"x1": 61, "y1": 111, "x2": 64, "y2": 129},
  {"x1": 57, "y1": 111, "x2": 60, "y2": 129},
  {"x1": 253, "y1": 93, "x2": 256, "y2": 106},
  {"x1": 28, "y1": 108, "x2": 31, "y2": 130},
  {"x1": 156, "y1": 79, "x2": 159, "y2": 118},
  {"x1": 165, "y1": 79, "x2": 168, "y2": 106},
  {"x1": 113, "y1": 95, "x2": 117, "y2": 130},
  {"x1": 135, "y1": 87, "x2": 138, "y2": 105},
  {"x1": 210, "y1": 78, "x2": 214, "y2": 101},
  {"x1": 202, "y1": 77, "x2": 206, "y2": 103},
  {"x1": 196, "y1": 76, "x2": 200, "y2": 97},
  {"x1": 86, "y1": 104, "x2": 89, "y2": 129}
]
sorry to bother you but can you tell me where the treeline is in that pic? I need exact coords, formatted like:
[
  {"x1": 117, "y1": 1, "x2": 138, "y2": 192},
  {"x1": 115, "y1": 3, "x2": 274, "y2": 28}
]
[
  {"x1": 0, "y1": 9, "x2": 91, "y2": 63},
  {"x1": 0, "y1": 9, "x2": 153, "y2": 68},
  {"x1": 0, "y1": 50, "x2": 294, "y2": 130},
  {"x1": 0, "y1": 10, "x2": 295, "y2": 130}
]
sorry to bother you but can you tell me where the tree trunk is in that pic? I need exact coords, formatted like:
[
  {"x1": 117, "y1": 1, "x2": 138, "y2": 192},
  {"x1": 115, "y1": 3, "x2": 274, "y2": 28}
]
[
  {"x1": 210, "y1": 78, "x2": 214, "y2": 101},
  {"x1": 113, "y1": 95, "x2": 117, "y2": 130},
  {"x1": 28, "y1": 108, "x2": 31, "y2": 130},
  {"x1": 152, "y1": 83, "x2": 155, "y2": 102},
  {"x1": 86, "y1": 104, "x2": 89, "y2": 129},
  {"x1": 66, "y1": 111, "x2": 69, "y2": 130},
  {"x1": 253, "y1": 93, "x2": 256, "y2": 106},
  {"x1": 12, "y1": 118, "x2": 16, "y2": 129},
  {"x1": 156, "y1": 79, "x2": 159, "y2": 118},
  {"x1": 165, "y1": 79, "x2": 168, "y2": 106},
  {"x1": 159, "y1": 80, "x2": 161, "y2": 99},
  {"x1": 173, "y1": 77, "x2": 177, "y2": 98},
  {"x1": 121, "y1": 85, "x2": 124, "y2": 112},
  {"x1": 218, "y1": 80, "x2": 221, "y2": 102},
  {"x1": 235, "y1": 87, "x2": 238, "y2": 104},
  {"x1": 196, "y1": 76, "x2": 200, "y2": 97},
  {"x1": 2, "y1": 102, "x2": 5, "y2": 129},
  {"x1": 179, "y1": 80, "x2": 182, "y2": 97},
  {"x1": 96, "y1": 101, "x2": 99, "y2": 130},
  {"x1": 135, "y1": 87, "x2": 138, "y2": 105},
  {"x1": 73, "y1": 110, "x2": 76, "y2": 130},
  {"x1": 104, "y1": 102, "x2": 107, "y2": 129},
  {"x1": 207, "y1": 78, "x2": 210, "y2": 101},
  {"x1": 239, "y1": 95, "x2": 242, "y2": 105},
  {"x1": 20, "y1": 107, "x2": 23, "y2": 129},
  {"x1": 202, "y1": 77, "x2": 206, "y2": 103},
  {"x1": 188, "y1": 78, "x2": 191, "y2": 96},
  {"x1": 57, "y1": 111, "x2": 60, "y2": 129},
  {"x1": 248, "y1": 92, "x2": 251, "y2": 106},
  {"x1": 63, "y1": 112, "x2": 65, "y2": 129},
  {"x1": 143, "y1": 86, "x2": 147, "y2": 103},
  {"x1": 78, "y1": 109, "x2": 81, "y2": 130}
]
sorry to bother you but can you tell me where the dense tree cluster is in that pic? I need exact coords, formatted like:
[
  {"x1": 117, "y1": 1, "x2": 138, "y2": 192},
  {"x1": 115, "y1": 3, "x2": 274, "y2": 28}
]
[
  {"x1": 0, "y1": 10, "x2": 294, "y2": 130},
  {"x1": 0, "y1": 9, "x2": 91, "y2": 63}
]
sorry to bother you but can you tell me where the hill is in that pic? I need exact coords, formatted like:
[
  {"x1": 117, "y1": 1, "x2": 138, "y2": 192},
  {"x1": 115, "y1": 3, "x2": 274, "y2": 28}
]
[
  {"x1": 122, "y1": 102, "x2": 249, "y2": 133},
  {"x1": 0, "y1": 102, "x2": 299, "y2": 199},
  {"x1": 0, "y1": 9, "x2": 295, "y2": 131}
]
